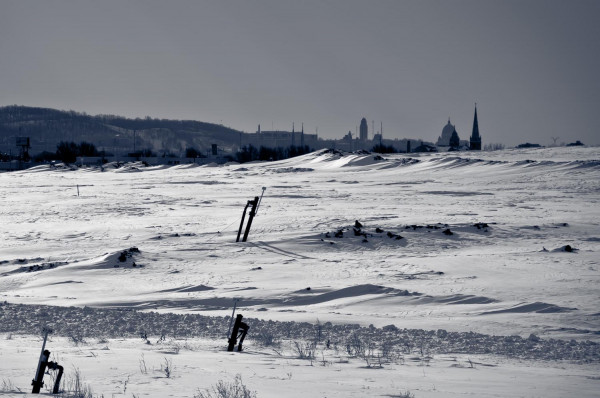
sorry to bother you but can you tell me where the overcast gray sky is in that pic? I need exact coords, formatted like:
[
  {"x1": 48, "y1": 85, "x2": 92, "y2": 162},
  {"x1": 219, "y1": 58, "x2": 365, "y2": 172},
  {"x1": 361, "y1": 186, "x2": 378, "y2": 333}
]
[{"x1": 1, "y1": 0, "x2": 599, "y2": 146}]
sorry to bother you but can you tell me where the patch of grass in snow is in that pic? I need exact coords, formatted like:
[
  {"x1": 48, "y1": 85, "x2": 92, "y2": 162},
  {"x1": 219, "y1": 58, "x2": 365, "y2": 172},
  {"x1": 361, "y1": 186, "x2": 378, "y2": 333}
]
[
  {"x1": 55, "y1": 367, "x2": 95, "y2": 398},
  {"x1": 0, "y1": 378, "x2": 21, "y2": 393},
  {"x1": 386, "y1": 392, "x2": 415, "y2": 398},
  {"x1": 194, "y1": 374, "x2": 256, "y2": 398}
]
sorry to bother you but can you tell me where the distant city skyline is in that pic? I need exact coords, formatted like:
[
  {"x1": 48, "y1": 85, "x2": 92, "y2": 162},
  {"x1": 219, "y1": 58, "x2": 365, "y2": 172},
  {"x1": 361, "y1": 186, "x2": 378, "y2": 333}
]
[{"x1": 1, "y1": 0, "x2": 599, "y2": 146}]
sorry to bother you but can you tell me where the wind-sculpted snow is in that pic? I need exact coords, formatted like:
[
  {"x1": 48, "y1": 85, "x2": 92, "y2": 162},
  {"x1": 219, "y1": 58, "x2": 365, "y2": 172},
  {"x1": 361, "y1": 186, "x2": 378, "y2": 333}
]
[
  {"x1": 0, "y1": 302, "x2": 598, "y2": 362},
  {"x1": 1, "y1": 147, "x2": 599, "y2": 349},
  {"x1": 481, "y1": 302, "x2": 578, "y2": 314}
]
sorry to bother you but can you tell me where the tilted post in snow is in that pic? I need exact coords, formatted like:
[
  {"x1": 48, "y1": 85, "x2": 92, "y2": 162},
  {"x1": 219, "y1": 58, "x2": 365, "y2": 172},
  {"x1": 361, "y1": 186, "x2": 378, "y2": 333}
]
[
  {"x1": 236, "y1": 196, "x2": 259, "y2": 242},
  {"x1": 226, "y1": 298, "x2": 240, "y2": 338},
  {"x1": 227, "y1": 314, "x2": 250, "y2": 352},
  {"x1": 32, "y1": 327, "x2": 64, "y2": 394}
]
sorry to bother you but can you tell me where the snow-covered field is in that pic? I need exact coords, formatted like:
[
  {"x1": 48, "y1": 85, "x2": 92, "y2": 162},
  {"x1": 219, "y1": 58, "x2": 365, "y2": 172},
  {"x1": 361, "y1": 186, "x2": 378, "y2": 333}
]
[{"x1": 1, "y1": 146, "x2": 599, "y2": 397}]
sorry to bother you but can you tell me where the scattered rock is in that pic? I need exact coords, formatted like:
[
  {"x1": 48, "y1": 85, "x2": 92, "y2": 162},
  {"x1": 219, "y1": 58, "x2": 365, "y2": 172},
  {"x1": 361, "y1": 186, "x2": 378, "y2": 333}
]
[
  {"x1": 375, "y1": 227, "x2": 384, "y2": 233},
  {"x1": 118, "y1": 247, "x2": 141, "y2": 265},
  {"x1": 550, "y1": 245, "x2": 578, "y2": 253},
  {"x1": 528, "y1": 333, "x2": 541, "y2": 342},
  {"x1": 354, "y1": 220, "x2": 363, "y2": 229},
  {"x1": 334, "y1": 230, "x2": 344, "y2": 238},
  {"x1": 443, "y1": 228, "x2": 453, "y2": 236}
]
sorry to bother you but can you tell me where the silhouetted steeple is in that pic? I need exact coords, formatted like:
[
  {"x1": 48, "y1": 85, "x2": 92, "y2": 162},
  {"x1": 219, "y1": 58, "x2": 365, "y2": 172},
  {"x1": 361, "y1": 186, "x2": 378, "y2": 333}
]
[
  {"x1": 449, "y1": 127, "x2": 460, "y2": 149},
  {"x1": 292, "y1": 122, "x2": 295, "y2": 146},
  {"x1": 470, "y1": 104, "x2": 482, "y2": 150}
]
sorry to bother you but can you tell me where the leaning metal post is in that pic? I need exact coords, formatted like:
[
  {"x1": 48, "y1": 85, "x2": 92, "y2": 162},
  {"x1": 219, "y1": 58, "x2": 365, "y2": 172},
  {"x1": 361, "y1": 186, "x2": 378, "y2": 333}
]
[
  {"x1": 227, "y1": 314, "x2": 250, "y2": 352},
  {"x1": 242, "y1": 196, "x2": 259, "y2": 242},
  {"x1": 226, "y1": 298, "x2": 240, "y2": 338},
  {"x1": 32, "y1": 327, "x2": 52, "y2": 393},
  {"x1": 236, "y1": 200, "x2": 252, "y2": 242}
]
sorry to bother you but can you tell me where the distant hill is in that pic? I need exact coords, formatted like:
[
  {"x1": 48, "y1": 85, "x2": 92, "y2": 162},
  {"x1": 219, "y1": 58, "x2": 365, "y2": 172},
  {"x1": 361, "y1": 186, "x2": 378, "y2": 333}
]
[{"x1": 0, "y1": 105, "x2": 246, "y2": 156}]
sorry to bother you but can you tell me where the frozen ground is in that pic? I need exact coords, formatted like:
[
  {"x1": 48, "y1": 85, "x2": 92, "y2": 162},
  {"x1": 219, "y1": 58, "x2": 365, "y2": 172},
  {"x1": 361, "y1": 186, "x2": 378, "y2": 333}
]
[{"x1": 0, "y1": 146, "x2": 599, "y2": 397}]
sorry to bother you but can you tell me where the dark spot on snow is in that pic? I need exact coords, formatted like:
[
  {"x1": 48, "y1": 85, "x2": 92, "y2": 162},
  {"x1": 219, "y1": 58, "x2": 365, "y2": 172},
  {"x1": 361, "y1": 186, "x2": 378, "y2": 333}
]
[{"x1": 552, "y1": 245, "x2": 578, "y2": 253}]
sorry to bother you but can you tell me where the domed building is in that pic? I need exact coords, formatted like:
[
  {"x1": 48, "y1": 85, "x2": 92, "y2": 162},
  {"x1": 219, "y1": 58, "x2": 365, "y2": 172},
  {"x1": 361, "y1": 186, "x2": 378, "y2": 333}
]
[{"x1": 437, "y1": 119, "x2": 456, "y2": 146}]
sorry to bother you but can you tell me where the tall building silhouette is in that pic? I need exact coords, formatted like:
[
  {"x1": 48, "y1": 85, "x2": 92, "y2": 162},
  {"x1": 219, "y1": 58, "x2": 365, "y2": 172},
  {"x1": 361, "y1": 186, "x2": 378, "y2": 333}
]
[
  {"x1": 449, "y1": 127, "x2": 460, "y2": 149},
  {"x1": 359, "y1": 118, "x2": 368, "y2": 141},
  {"x1": 470, "y1": 105, "x2": 482, "y2": 150}
]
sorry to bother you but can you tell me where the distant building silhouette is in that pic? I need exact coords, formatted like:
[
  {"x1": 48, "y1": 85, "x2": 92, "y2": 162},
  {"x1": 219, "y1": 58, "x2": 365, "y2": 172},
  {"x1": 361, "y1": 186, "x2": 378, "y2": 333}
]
[
  {"x1": 359, "y1": 118, "x2": 368, "y2": 141},
  {"x1": 241, "y1": 123, "x2": 318, "y2": 149},
  {"x1": 436, "y1": 119, "x2": 455, "y2": 146},
  {"x1": 449, "y1": 128, "x2": 460, "y2": 149},
  {"x1": 516, "y1": 142, "x2": 542, "y2": 148},
  {"x1": 566, "y1": 140, "x2": 584, "y2": 146},
  {"x1": 469, "y1": 105, "x2": 482, "y2": 150}
]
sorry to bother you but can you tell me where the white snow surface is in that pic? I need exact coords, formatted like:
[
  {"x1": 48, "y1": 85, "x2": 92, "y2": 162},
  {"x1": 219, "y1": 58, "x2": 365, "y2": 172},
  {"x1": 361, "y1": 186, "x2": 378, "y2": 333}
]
[{"x1": 1, "y1": 146, "x2": 599, "y2": 397}]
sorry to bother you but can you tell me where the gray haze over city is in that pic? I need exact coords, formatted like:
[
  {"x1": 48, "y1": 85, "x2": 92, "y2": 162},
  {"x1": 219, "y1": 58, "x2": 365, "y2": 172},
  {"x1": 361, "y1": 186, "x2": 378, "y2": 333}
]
[{"x1": 1, "y1": 0, "x2": 598, "y2": 147}]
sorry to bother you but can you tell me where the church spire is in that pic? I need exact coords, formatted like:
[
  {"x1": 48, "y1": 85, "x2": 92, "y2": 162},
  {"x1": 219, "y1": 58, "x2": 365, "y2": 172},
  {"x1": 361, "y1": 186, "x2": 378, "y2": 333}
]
[{"x1": 469, "y1": 103, "x2": 482, "y2": 150}]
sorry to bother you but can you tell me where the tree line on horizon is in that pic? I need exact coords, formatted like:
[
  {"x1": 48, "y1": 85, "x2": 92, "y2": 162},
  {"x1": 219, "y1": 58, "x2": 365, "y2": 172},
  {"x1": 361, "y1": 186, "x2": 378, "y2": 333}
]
[{"x1": 4, "y1": 139, "x2": 316, "y2": 165}]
